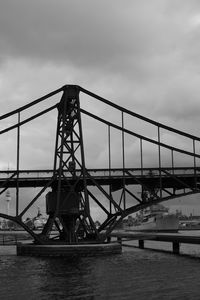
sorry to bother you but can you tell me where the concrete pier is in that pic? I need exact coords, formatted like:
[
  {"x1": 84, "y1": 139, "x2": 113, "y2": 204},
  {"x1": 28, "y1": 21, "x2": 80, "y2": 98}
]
[
  {"x1": 110, "y1": 230, "x2": 200, "y2": 255},
  {"x1": 17, "y1": 242, "x2": 122, "y2": 257},
  {"x1": 138, "y1": 239, "x2": 144, "y2": 249}
]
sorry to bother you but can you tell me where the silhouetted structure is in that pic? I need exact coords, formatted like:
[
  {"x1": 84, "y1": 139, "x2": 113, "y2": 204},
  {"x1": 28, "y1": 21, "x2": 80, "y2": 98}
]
[{"x1": 0, "y1": 84, "x2": 200, "y2": 244}]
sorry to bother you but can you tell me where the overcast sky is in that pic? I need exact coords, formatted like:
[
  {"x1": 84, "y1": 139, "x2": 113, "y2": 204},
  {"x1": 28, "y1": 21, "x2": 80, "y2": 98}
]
[{"x1": 1, "y1": 0, "x2": 200, "y2": 219}]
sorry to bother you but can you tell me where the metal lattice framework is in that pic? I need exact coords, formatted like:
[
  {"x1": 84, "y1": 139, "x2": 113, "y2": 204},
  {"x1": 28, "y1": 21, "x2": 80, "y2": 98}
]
[{"x1": 1, "y1": 84, "x2": 200, "y2": 244}]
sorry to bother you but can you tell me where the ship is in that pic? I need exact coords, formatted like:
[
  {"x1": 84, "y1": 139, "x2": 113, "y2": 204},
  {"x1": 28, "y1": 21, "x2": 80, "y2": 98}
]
[
  {"x1": 33, "y1": 207, "x2": 47, "y2": 230},
  {"x1": 126, "y1": 204, "x2": 179, "y2": 232}
]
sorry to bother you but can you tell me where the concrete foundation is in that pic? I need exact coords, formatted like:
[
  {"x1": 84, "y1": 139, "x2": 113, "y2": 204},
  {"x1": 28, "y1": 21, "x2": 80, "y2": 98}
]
[{"x1": 17, "y1": 242, "x2": 122, "y2": 257}]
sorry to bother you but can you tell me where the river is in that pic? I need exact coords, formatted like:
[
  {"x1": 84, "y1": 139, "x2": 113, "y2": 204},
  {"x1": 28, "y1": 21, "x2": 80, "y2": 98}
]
[{"x1": 1, "y1": 231, "x2": 200, "y2": 299}]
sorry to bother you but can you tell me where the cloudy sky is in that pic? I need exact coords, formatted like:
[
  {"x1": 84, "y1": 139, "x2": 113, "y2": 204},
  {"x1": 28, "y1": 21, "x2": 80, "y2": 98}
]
[{"x1": 1, "y1": 0, "x2": 200, "y2": 219}]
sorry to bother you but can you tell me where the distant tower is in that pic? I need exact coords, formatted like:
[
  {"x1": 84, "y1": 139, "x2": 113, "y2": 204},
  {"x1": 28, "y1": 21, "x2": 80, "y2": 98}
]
[{"x1": 5, "y1": 190, "x2": 11, "y2": 215}]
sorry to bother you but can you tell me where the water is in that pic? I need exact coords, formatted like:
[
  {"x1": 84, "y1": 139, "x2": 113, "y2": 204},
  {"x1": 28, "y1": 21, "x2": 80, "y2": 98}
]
[{"x1": 1, "y1": 232, "x2": 200, "y2": 299}]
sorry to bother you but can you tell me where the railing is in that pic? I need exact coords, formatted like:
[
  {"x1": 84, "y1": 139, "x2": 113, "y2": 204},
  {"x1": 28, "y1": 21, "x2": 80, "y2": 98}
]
[
  {"x1": 1, "y1": 167, "x2": 200, "y2": 178},
  {"x1": 0, "y1": 231, "x2": 32, "y2": 245}
]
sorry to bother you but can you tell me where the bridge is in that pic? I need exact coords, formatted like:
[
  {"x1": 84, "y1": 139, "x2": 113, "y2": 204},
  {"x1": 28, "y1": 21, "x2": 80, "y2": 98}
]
[{"x1": 0, "y1": 84, "x2": 200, "y2": 245}]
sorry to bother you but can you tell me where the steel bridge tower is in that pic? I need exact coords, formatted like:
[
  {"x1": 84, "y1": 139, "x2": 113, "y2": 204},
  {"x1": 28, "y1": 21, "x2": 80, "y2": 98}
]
[
  {"x1": 40, "y1": 85, "x2": 99, "y2": 244},
  {"x1": 1, "y1": 84, "x2": 200, "y2": 248}
]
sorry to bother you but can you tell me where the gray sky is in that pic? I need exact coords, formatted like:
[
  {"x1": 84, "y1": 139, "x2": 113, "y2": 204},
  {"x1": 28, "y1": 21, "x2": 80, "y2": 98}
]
[{"x1": 1, "y1": 0, "x2": 200, "y2": 219}]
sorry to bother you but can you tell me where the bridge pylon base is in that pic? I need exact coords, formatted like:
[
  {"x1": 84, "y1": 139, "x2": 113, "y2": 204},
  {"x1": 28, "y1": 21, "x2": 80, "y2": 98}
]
[{"x1": 16, "y1": 242, "x2": 122, "y2": 257}]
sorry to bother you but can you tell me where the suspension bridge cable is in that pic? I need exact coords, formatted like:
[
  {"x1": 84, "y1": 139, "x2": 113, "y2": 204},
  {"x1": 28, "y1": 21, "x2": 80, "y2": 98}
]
[
  {"x1": 0, "y1": 86, "x2": 63, "y2": 120},
  {"x1": 80, "y1": 86, "x2": 200, "y2": 142},
  {"x1": 0, "y1": 104, "x2": 58, "y2": 135},
  {"x1": 80, "y1": 108, "x2": 200, "y2": 159}
]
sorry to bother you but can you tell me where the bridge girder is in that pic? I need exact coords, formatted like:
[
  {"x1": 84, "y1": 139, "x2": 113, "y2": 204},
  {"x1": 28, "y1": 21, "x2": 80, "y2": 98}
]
[{"x1": 1, "y1": 85, "x2": 200, "y2": 244}]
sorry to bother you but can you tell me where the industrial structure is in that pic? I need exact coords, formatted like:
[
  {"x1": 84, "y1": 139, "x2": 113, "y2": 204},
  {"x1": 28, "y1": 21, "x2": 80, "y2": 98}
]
[{"x1": 0, "y1": 85, "x2": 200, "y2": 246}]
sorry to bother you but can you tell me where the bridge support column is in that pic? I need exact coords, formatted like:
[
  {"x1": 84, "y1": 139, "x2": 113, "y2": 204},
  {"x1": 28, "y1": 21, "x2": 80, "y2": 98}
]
[
  {"x1": 172, "y1": 241, "x2": 180, "y2": 254},
  {"x1": 117, "y1": 237, "x2": 122, "y2": 244},
  {"x1": 45, "y1": 189, "x2": 81, "y2": 243},
  {"x1": 47, "y1": 85, "x2": 99, "y2": 244},
  {"x1": 138, "y1": 239, "x2": 144, "y2": 249},
  {"x1": 107, "y1": 236, "x2": 111, "y2": 243}
]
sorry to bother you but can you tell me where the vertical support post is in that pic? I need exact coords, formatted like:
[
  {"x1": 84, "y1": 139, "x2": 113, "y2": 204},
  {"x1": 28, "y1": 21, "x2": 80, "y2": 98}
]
[
  {"x1": 172, "y1": 241, "x2": 180, "y2": 254},
  {"x1": 121, "y1": 112, "x2": 126, "y2": 210},
  {"x1": 16, "y1": 112, "x2": 20, "y2": 216},
  {"x1": 55, "y1": 93, "x2": 67, "y2": 217},
  {"x1": 171, "y1": 149, "x2": 175, "y2": 195},
  {"x1": 140, "y1": 139, "x2": 144, "y2": 201},
  {"x1": 193, "y1": 139, "x2": 197, "y2": 189},
  {"x1": 53, "y1": 111, "x2": 60, "y2": 173},
  {"x1": 108, "y1": 125, "x2": 112, "y2": 214},
  {"x1": 107, "y1": 236, "x2": 111, "y2": 243},
  {"x1": 139, "y1": 239, "x2": 144, "y2": 249},
  {"x1": 140, "y1": 139, "x2": 143, "y2": 176},
  {"x1": 171, "y1": 149, "x2": 174, "y2": 175},
  {"x1": 76, "y1": 91, "x2": 90, "y2": 216},
  {"x1": 44, "y1": 85, "x2": 100, "y2": 244},
  {"x1": 117, "y1": 236, "x2": 122, "y2": 244},
  {"x1": 158, "y1": 126, "x2": 162, "y2": 199}
]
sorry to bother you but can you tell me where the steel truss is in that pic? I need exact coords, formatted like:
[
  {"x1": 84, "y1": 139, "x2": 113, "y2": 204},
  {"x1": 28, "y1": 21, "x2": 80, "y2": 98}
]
[{"x1": 0, "y1": 85, "x2": 200, "y2": 244}]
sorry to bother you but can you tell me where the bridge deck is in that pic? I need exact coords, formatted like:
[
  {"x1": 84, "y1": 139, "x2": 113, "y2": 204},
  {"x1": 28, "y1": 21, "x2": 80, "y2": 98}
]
[
  {"x1": 111, "y1": 230, "x2": 200, "y2": 244},
  {"x1": 0, "y1": 168, "x2": 199, "y2": 188},
  {"x1": 110, "y1": 230, "x2": 200, "y2": 255}
]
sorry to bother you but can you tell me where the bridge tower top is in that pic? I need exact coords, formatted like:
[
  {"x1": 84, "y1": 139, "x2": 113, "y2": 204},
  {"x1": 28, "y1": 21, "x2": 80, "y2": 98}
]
[{"x1": 42, "y1": 84, "x2": 99, "y2": 244}]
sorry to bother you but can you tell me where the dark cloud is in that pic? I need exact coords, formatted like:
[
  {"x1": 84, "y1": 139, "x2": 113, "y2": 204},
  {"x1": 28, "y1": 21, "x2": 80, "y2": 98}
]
[
  {"x1": 0, "y1": 1, "x2": 136, "y2": 68},
  {"x1": 1, "y1": 0, "x2": 200, "y2": 153},
  {"x1": 0, "y1": 0, "x2": 200, "y2": 93},
  {"x1": 0, "y1": 1, "x2": 191, "y2": 74},
  {"x1": 1, "y1": 1, "x2": 200, "y2": 217}
]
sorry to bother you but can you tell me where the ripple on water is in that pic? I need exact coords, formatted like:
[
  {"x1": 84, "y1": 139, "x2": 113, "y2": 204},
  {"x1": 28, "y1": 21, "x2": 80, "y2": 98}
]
[{"x1": 0, "y1": 246, "x2": 200, "y2": 299}]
